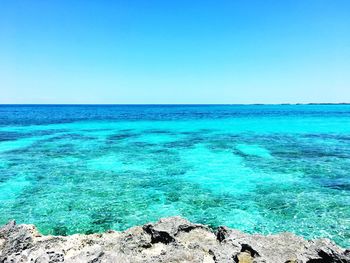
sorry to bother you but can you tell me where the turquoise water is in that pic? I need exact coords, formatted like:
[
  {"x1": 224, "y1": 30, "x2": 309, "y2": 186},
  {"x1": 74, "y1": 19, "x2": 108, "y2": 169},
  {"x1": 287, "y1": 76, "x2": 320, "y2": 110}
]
[{"x1": 0, "y1": 105, "x2": 349, "y2": 247}]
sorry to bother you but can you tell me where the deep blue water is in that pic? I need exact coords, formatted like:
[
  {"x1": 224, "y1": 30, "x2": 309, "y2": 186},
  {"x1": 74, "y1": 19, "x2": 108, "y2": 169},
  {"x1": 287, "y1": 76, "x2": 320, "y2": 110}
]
[{"x1": 0, "y1": 105, "x2": 349, "y2": 247}]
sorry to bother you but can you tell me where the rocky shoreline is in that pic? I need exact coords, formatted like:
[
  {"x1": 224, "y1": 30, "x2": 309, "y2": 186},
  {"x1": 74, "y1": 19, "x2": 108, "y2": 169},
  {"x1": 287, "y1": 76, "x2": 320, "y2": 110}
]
[{"x1": 0, "y1": 217, "x2": 349, "y2": 263}]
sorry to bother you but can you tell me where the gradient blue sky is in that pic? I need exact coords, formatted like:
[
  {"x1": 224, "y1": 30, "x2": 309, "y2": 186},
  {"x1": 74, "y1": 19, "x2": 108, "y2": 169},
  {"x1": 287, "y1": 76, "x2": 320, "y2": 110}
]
[{"x1": 1, "y1": 0, "x2": 349, "y2": 104}]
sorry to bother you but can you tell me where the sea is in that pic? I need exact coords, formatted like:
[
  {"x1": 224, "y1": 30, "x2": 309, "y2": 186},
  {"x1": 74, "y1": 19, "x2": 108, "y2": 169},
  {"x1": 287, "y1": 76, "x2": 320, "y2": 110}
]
[{"x1": 0, "y1": 104, "x2": 349, "y2": 247}]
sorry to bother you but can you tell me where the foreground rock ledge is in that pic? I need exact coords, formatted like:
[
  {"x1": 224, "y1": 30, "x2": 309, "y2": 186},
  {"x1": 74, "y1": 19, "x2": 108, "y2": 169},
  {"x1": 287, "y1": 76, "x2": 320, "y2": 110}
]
[{"x1": 0, "y1": 217, "x2": 349, "y2": 263}]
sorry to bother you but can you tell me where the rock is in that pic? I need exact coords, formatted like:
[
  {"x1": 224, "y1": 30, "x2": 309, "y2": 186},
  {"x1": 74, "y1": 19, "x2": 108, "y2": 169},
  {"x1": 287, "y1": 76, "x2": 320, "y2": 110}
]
[
  {"x1": 0, "y1": 217, "x2": 349, "y2": 263},
  {"x1": 216, "y1": 226, "x2": 230, "y2": 242},
  {"x1": 285, "y1": 260, "x2": 302, "y2": 263},
  {"x1": 142, "y1": 224, "x2": 175, "y2": 244},
  {"x1": 235, "y1": 251, "x2": 254, "y2": 263}
]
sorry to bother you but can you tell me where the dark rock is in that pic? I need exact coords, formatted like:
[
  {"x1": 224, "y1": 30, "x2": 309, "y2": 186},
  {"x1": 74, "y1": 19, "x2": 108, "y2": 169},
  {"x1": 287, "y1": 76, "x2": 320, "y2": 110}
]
[
  {"x1": 241, "y1": 243, "x2": 260, "y2": 257},
  {"x1": 306, "y1": 248, "x2": 350, "y2": 263},
  {"x1": 216, "y1": 226, "x2": 230, "y2": 242},
  {"x1": 142, "y1": 224, "x2": 175, "y2": 244}
]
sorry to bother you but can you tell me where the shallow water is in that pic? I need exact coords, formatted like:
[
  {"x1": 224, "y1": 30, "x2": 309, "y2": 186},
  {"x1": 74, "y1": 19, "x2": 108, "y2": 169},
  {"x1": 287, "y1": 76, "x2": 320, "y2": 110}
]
[{"x1": 0, "y1": 105, "x2": 349, "y2": 247}]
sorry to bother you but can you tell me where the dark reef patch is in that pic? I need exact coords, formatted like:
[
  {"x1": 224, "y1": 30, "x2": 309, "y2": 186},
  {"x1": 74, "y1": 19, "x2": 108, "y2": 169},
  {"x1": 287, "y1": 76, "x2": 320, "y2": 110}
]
[
  {"x1": 107, "y1": 132, "x2": 140, "y2": 141},
  {"x1": 42, "y1": 133, "x2": 96, "y2": 142},
  {"x1": 0, "y1": 131, "x2": 26, "y2": 142},
  {"x1": 143, "y1": 129, "x2": 174, "y2": 134}
]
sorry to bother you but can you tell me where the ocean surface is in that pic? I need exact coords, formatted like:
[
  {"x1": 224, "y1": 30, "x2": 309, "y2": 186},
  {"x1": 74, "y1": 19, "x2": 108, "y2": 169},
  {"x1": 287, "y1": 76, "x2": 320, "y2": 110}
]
[{"x1": 0, "y1": 105, "x2": 349, "y2": 247}]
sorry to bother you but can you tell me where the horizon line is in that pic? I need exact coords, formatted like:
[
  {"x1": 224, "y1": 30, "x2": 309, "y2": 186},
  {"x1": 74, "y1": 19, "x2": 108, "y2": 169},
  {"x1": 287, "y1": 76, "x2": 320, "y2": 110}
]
[{"x1": 1, "y1": 102, "x2": 350, "y2": 106}]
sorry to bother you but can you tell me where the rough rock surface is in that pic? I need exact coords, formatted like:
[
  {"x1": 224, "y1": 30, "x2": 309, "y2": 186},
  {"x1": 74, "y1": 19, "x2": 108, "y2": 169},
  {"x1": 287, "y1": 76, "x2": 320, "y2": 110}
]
[{"x1": 0, "y1": 217, "x2": 349, "y2": 263}]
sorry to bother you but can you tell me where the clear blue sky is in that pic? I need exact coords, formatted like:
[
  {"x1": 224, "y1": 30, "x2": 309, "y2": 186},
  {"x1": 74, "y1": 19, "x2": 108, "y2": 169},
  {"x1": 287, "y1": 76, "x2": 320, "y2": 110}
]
[{"x1": 1, "y1": 0, "x2": 349, "y2": 104}]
